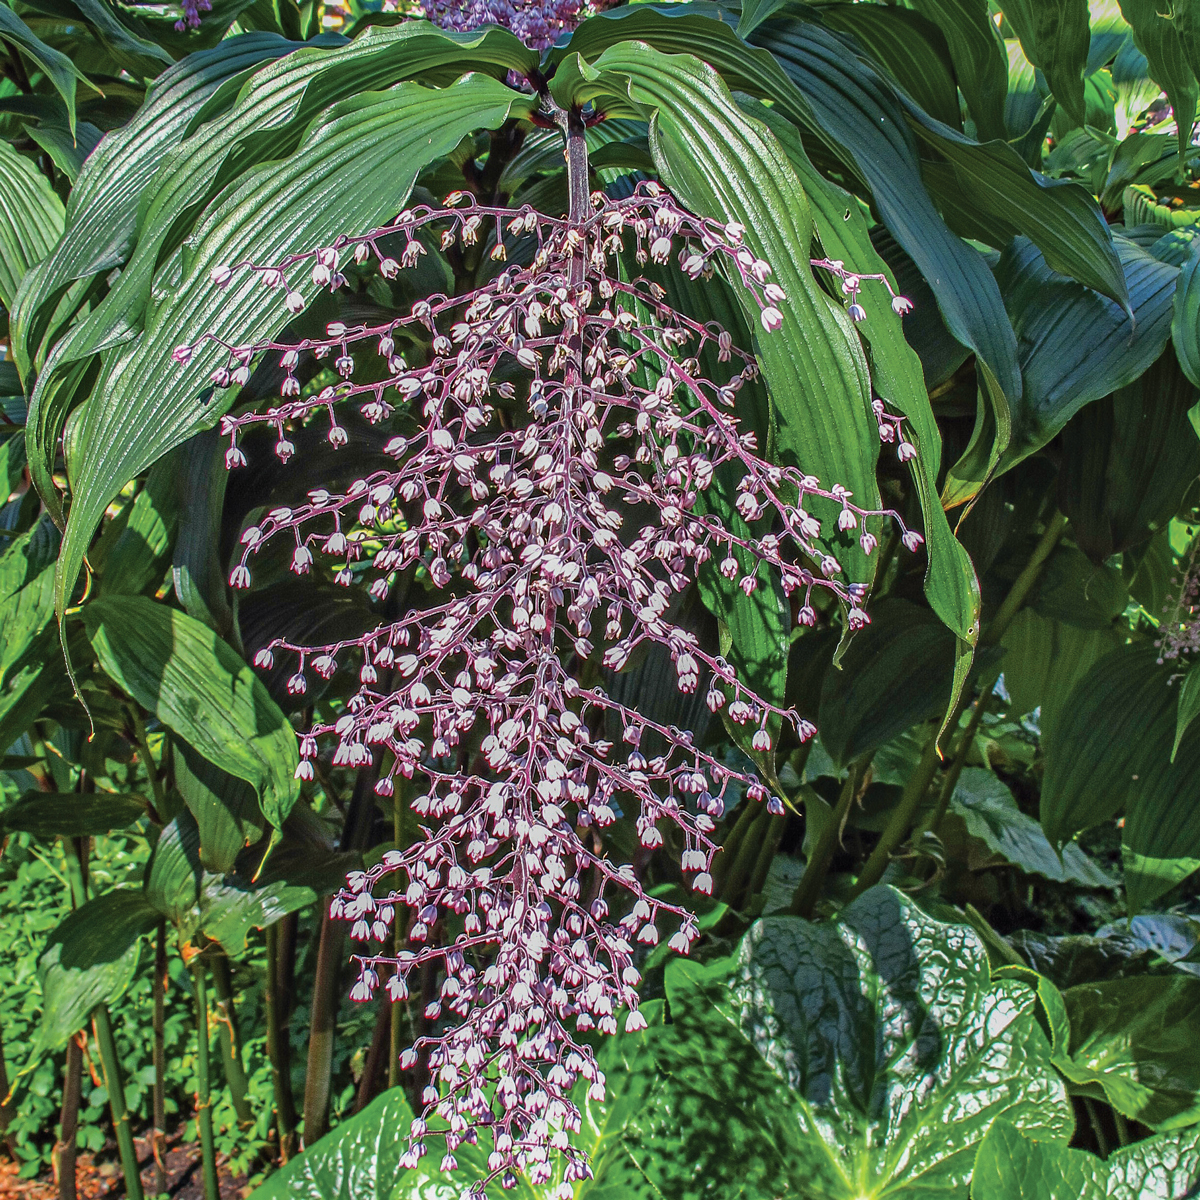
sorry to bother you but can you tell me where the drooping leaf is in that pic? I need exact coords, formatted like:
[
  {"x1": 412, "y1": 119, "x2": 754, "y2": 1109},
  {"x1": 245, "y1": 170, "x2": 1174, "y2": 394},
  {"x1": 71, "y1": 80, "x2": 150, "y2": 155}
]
[
  {"x1": 8, "y1": 32, "x2": 301, "y2": 383},
  {"x1": 23, "y1": 121, "x2": 105, "y2": 185},
  {"x1": 54, "y1": 73, "x2": 536, "y2": 624},
  {"x1": 144, "y1": 811, "x2": 203, "y2": 923},
  {"x1": 948, "y1": 768, "x2": 1114, "y2": 886},
  {"x1": 1, "y1": 791, "x2": 146, "y2": 837},
  {"x1": 994, "y1": 233, "x2": 1178, "y2": 471},
  {"x1": 36, "y1": 889, "x2": 160, "y2": 1053},
  {"x1": 1058, "y1": 975, "x2": 1200, "y2": 1129},
  {"x1": 0, "y1": 1, "x2": 99, "y2": 137},
  {"x1": 971, "y1": 1119, "x2": 1200, "y2": 1199},
  {"x1": 0, "y1": 140, "x2": 64, "y2": 311},
  {"x1": 1173, "y1": 240, "x2": 1200, "y2": 389},
  {"x1": 171, "y1": 428, "x2": 234, "y2": 636},
  {"x1": 174, "y1": 739, "x2": 265, "y2": 874},
  {"x1": 721, "y1": 887, "x2": 1073, "y2": 1194},
  {"x1": 817, "y1": 600, "x2": 957, "y2": 767},
  {"x1": 81, "y1": 595, "x2": 299, "y2": 827},
  {"x1": 1117, "y1": 0, "x2": 1198, "y2": 162},
  {"x1": 1058, "y1": 349, "x2": 1200, "y2": 563},
  {"x1": 1002, "y1": 0, "x2": 1091, "y2": 126}
]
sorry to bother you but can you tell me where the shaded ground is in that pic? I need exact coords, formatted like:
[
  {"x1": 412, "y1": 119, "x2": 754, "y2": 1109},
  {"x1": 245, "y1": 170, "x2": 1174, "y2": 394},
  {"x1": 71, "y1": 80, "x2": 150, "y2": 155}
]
[{"x1": 0, "y1": 1126, "x2": 252, "y2": 1200}]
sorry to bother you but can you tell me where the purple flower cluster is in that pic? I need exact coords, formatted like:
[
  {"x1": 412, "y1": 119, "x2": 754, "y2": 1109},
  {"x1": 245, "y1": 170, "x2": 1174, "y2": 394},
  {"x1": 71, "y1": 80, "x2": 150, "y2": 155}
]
[
  {"x1": 174, "y1": 0, "x2": 211, "y2": 31},
  {"x1": 403, "y1": 0, "x2": 617, "y2": 49},
  {"x1": 177, "y1": 177, "x2": 921, "y2": 1191}
]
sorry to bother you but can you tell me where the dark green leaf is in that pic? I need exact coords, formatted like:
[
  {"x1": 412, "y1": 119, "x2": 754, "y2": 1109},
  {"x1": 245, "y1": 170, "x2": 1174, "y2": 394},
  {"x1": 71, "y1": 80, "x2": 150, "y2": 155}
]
[
  {"x1": 36, "y1": 889, "x2": 159, "y2": 1052},
  {"x1": 171, "y1": 428, "x2": 234, "y2": 636},
  {"x1": 198, "y1": 874, "x2": 313, "y2": 953},
  {"x1": 2, "y1": 790, "x2": 145, "y2": 837},
  {"x1": 0, "y1": 140, "x2": 63, "y2": 311},
  {"x1": 995, "y1": 233, "x2": 1178, "y2": 471},
  {"x1": 949, "y1": 767, "x2": 1114, "y2": 886},
  {"x1": 0, "y1": 1, "x2": 98, "y2": 137},
  {"x1": 1173, "y1": 240, "x2": 1200, "y2": 389},
  {"x1": 54, "y1": 73, "x2": 535, "y2": 622},
  {"x1": 82, "y1": 595, "x2": 299, "y2": 826},
  {"x1": 817, "y1": 600, "x2": 957, "y2": 766},
  {"x1": 1002, "y1": 0, "x2": 1091, "y2": 125},
  {"x1": 1058, "y1": 350, "x2": 1200, "y2": 562},
  {"x1": 1117, "y1": 0, "x2": 1198, "y2": 162},
  {"x1": 1030, "y1": 545, "x2": 1129, "y2": 630},
  {"x1": 23, "y1": 121, "x2": 104, "y2": 184},
  {"x1": 1059, "y1": 975, "x2": 1200, "y2": 1128},
  {"x1": 174, "y1": 739, "x2": 265, "y2": 874},
  {"x1": 903, "y1": 0, "x2": 1009, "y2": 140},
  {"x1": 18, "y1": 0, "x2": 171, "y2": 79},
  {"x1": 144, "y1": 811, "x2": 203, "y2": 922}
]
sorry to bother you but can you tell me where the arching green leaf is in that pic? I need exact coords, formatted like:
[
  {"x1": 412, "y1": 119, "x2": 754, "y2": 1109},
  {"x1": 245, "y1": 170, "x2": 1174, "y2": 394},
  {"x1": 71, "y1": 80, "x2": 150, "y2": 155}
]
[
  {"x1": 0, "y1": 140, "x2": 63, "y2": 311},
  {"x1": 1002, "y1": 0, "x2": 1091, "y2": 126}
]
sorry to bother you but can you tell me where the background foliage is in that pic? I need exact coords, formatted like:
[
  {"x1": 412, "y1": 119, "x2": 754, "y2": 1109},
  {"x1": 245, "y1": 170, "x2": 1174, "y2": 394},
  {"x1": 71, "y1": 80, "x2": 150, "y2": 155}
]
[{"x1": 6, "y1": 0, "x2": 1200, "y2": 1196}]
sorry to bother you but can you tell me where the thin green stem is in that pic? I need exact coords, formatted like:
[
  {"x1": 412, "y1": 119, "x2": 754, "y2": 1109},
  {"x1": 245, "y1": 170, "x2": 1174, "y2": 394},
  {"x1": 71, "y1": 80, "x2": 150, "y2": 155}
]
[
  {"x1": 718, "y1": 803, "x2": 772, "y2": 908},
  {"x1": 210, "y1": 950, "x2": 252, "y2": 1126},
  {"x1": 192, "y1": 962, "x2": 218, "y2": 1200},
  {"x1": 745, "y1": 813, "x2": 788, "y2": 901},
  {"x1": 1113, "y1": 1109, "x2": 1131, "y2": 1148},
  {"x1": 919, "y1": 688, "x2": 995, "y2": 840},
  {"x1": 791, "y1": 758, "x2": 867, "y2": 918},
  {"x1": 93, "y1": 1007, "x2": 144, "y2": 1200},
  {"x1": 851, "y1": 513, "x2": 1069, "y2": 897},
  {"x1": 128, "y1": 708, "x2": 166, "y2": 818},
  {"x1": 152, "y1": 922, "x2": 167, "y2": 1194},
  {"x1": 1084, "y1": 1097, "x2": 1111, "y2": 1158}
]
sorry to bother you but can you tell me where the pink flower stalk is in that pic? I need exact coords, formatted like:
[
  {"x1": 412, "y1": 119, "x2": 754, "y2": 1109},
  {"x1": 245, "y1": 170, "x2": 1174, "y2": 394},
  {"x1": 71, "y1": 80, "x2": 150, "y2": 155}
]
[
  {"x1": 178, "y1": 134, "x2": 922, "y2": 1190},
  {"x1": 1159, "y1": 534, "x2": 1200, "y2": 664}
]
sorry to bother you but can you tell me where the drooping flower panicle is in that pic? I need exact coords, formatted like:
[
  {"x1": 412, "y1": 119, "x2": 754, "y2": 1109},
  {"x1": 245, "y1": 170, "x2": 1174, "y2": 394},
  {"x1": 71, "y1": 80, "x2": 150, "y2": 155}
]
[{"x1": 177, "y1": 145, "x2": 922, "y2": 1194}]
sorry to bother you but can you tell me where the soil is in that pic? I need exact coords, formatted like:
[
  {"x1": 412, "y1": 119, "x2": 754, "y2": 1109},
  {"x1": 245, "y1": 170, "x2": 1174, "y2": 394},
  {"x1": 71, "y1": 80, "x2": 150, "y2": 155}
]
[{"x1": 0, "y1": 1126, "x2": 252, "y2": 1200}]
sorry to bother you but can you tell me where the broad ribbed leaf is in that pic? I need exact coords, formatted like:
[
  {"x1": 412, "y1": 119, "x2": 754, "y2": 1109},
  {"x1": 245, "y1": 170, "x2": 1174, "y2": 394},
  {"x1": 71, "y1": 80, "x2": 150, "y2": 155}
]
[
  {"x1": 995, "y1": 234, "x2": 1177, "y2": 471},
  {"x1": 748, "y1": 16, "x2": 1022, "y2": 404},
  {"x1": 949, "y1": 768, "x2": 1113, "y2": 886},
  {"x1": 1174, "y1": 240, "x2": 1200, "y2": 388},
  {"x1": 560, "y1": 40, "x2": 883, "y2": 588},
  {"x1": 54, "y1": 73, "x2": 535, "y2": 621},
  {"x1": 0, "y1": 140, "x2": 63, "y2": 311},
  {"x1": 971, "y1": 1120, "x2": 1200, "y2": 1199},
  {"x1": 1, "y1": 790, "x2": 146, "y2": 837},
  {"x1": 1175, "y1": 660, "x2": 1200, "y2": 758},
  {"x1": 174, "y1": 739, "x2": 265, "y2": 873},
  {"x1": 1118, "y1": 0, "x2": 1198, "y2": 161},
  {"x1": 1002, "y1": 0, "x2": 1091, "y2": 126},
  {"x1": 819, "y1": 3, "x2": 961, "y2": 128},
  {"x1": 903, "y1": 0, "x2": 1009, "y2": 140},
  {"x1": 0, "y1": 1, "x2": 98, "y2": 137},
  {"x1": 36, "y1": 889, "x2": 159, "y2": 1052},
  {"x1": 724, "y1": 888, "x2": 1072, "y2": 1194},
  {"x1": 82, "y1": 595, "x2": 299, "y2": 826},
  {"x1": 144, "y1": 811, "x2": 203, "y2": 922},
  {"x1": 1058, "y1": 349, "x2": 1200, "y2": 563},
  {"x1": 900, "y1": 101, "x2": 1128, "y2": 309},
  {"x1": 199, "y1": 873, "x2": 314, "y2": 952},
  {"x1": 745, "y1": 99, "x2": 980, "y2": 649},
  {"x1": 12, "y1": 31, "x2": 301, "y2": 489},
  {"x1": 1059, "y1": 976, "x2": 1200, "y2": 1129},
  {"x1": 817, "y1": 600, "x2": 957, "y2": 766}
]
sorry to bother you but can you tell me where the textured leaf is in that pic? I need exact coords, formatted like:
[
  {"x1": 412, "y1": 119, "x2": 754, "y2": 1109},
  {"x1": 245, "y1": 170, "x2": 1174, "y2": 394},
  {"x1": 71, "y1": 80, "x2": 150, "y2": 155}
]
[
  {"x1": 1, "y1": 791, "x2": 146, "y2": 837},
  {"x1": 1058, "y1": 349, "x2": 1200, "y2": 563},
  {"x1": 24, "y1": 121, "x2": 104, "y2": 184},
  {"x1": 174, "y1": 739, "x2": 265, "y2": 874},
  {"x1": 1059, "y1": 975, "x2": 1200, "y2": 1128},
  {"x1": 744, "y1": 99, "x2": 980, "y2": 644},
  {"x1": 748, "y1": 15, "x2": 1022, "y2": 404},
  {"x1": 949, "y1": 768, "x2": 1113, "y2": 886},
  {"x1": 902, "y1": 0, "x2": 1009, "y2": 140},
  {"x1": 36, "y1": 889, "x2": 159, "y2": 1052},
  {"x1": 9, "y1": 32, "x2": 299, "y2": 370},
  {"x1": 0, "y1": 140, "x2": 63, "y2": 311},
  {"x1": 1173, "y1": 240, "x2": 1200, "y2": 389},
  {"x1": 20, "y1": 0, "x2": 172, "y2": 78},
  {"x1": 817, "y1": 600, "x2": 957, "y2": 767},
  {"x1": 1118, "y1": 0, "x2": 1198, "y2": 161},
  {"x1": 0, "y1": 1, "x2": 98, "y2": 137},
  {"x1": 54, "y1": 73, "x2": 534, "y2": 622},
  {"x1": 819, "y1": 4, "x2": 961, "y2": 129},
  {"x1": 1000, "y1": 608, "x2": 1119, "y2": 742},
  {"x1": 1002, "y1": 0, "x2": 1091, "y2": 126},
  {"x1": 995, "y1": 233, "x2": 1178, "y2": 471},
  {"x1": 562, "y1": 38, "x2": 884, "y2": 589},
  {"x1": 82, "y1": 595, "x2": 299, "y2": 826},
  {"x1": 724, "y1": 887, "x2": 1073, "y2": 1195},
  {"x1": 144, "y1": 811, "x2": 203, "y2": 923},
  {"x1": 198, "y1": 875, "x2": 314, "y2": 953},
  {"x1": 971, "y1": 1119, "x2": 1200, "y2": 1199}
]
